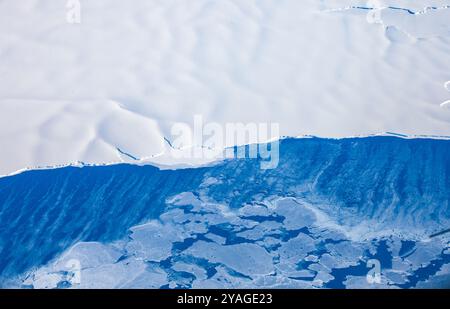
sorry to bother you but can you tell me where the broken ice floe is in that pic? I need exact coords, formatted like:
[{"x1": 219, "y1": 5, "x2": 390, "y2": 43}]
[{"x1": 20, "y1": 193, "x2": 450, "y2": 289}]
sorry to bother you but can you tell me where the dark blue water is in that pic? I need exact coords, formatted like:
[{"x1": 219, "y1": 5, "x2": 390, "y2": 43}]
[
  {"x1": 398, "y1": 251, "x2": 450, "y2": 288},
  {"x1": 399, "y1": 240, "x2": 416, "y2": 258},
  {"x1": 325, "y1": 239, "x2": 394, "y2": 289},
  {"x1": 0, "y1": 136, "x2": 449, "y2": 284}
]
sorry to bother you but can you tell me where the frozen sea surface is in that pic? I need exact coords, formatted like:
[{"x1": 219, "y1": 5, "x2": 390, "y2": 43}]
[{"x1": 0, "y1": 137, "x2": 449, "y2": 288}]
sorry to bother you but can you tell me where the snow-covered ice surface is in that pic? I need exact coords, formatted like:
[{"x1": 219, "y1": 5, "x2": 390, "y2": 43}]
[
  {"x1": 1, "y1": 0, "x2": 450, "y2": 175},
  {"x1": 0, "y1": 137, "x2": 449, "y2": 289}
]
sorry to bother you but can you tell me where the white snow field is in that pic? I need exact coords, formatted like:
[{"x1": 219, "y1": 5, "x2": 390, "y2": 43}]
[{"x1": 1, "y1": 0, "x2": 450, "y2": 175}]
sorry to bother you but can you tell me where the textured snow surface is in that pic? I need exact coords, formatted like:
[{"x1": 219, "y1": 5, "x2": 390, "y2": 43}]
[{"x1": 1, "y1": 0, "x2": 450, "y2": 175}]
